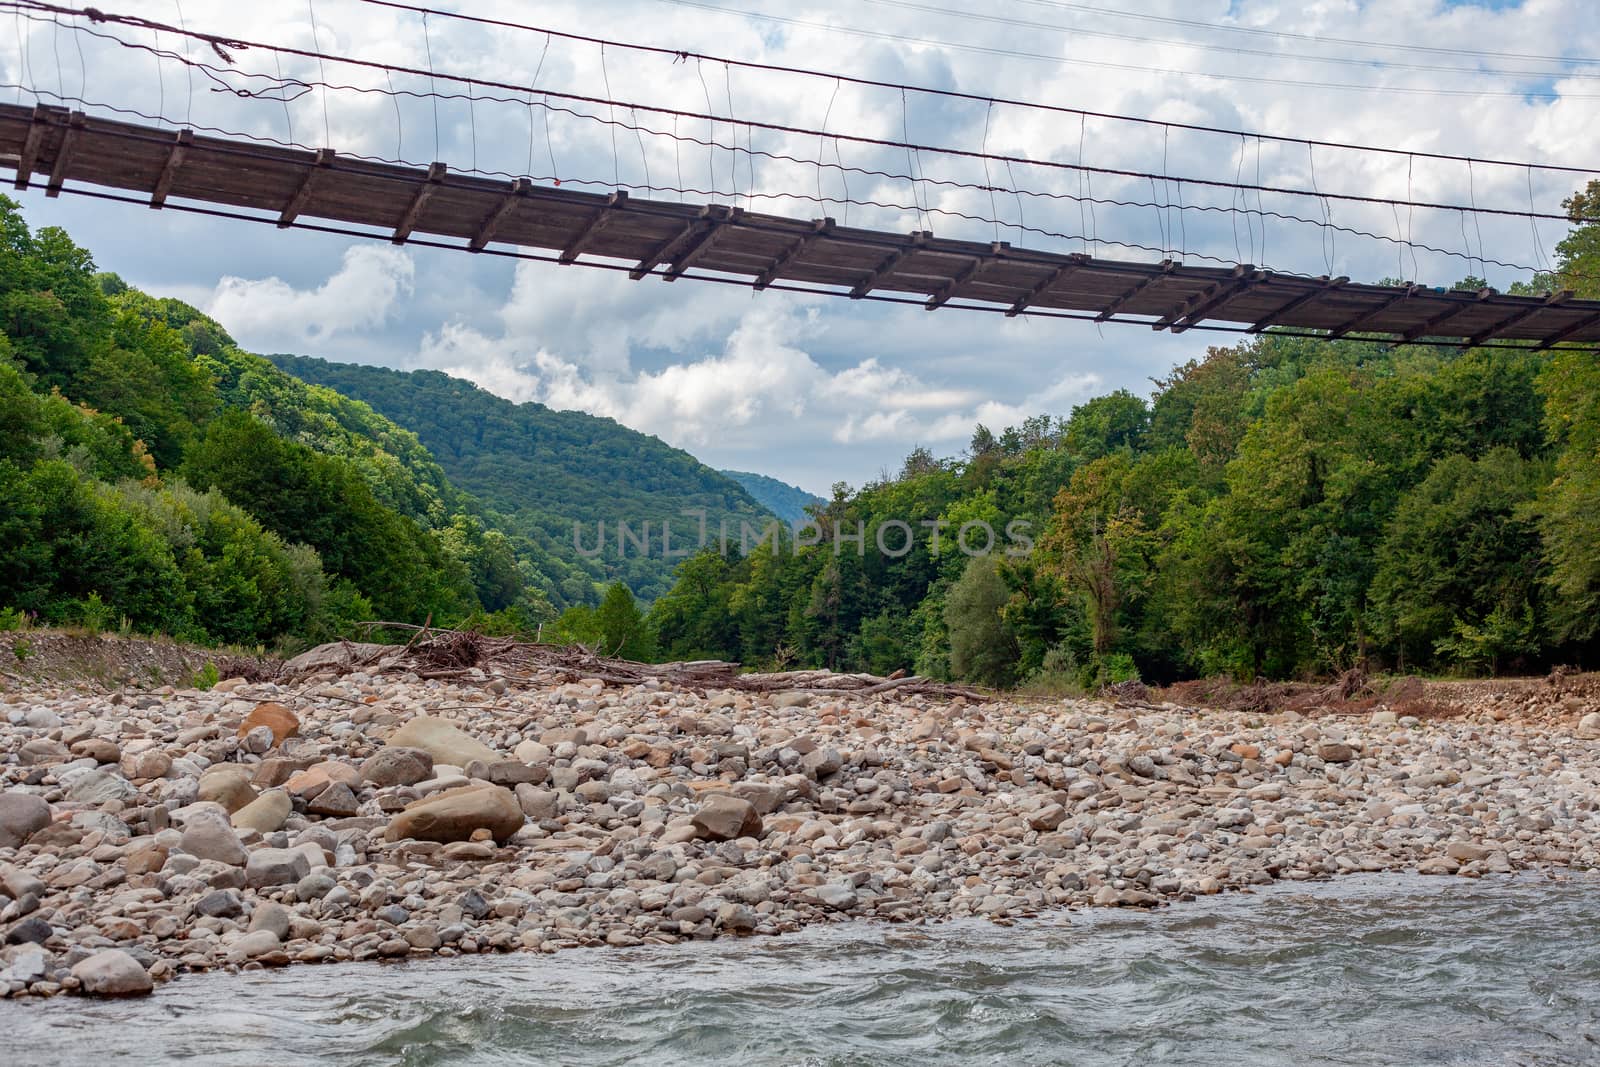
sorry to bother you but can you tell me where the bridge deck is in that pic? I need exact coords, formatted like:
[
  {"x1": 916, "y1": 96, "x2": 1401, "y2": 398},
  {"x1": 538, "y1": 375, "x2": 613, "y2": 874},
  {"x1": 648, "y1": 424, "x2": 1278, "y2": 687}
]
[{"x1": 3, "y1": 102, "x2": 1596, "y2": 347}]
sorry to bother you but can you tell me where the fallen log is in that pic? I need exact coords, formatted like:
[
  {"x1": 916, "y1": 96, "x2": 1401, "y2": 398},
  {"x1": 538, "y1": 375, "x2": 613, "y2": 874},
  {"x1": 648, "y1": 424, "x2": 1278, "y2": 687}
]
[{"x1": 286, "y1": 625, "x2": 990, "y2": 702}]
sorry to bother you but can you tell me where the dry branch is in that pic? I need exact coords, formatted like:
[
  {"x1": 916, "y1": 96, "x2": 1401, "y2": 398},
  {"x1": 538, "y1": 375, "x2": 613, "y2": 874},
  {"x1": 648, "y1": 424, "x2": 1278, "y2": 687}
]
[{"x1": 295, "y1": 624, "x2": 988, "y2": 701}]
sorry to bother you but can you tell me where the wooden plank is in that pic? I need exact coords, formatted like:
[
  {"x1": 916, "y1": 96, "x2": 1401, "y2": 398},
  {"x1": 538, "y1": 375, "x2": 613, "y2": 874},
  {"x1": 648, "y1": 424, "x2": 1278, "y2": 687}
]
[
  {"x1": 469, "y1": 177, "x2": 531, "y2": 252},
  {"x1": 1171, "y1": 269, "x2": 1267, "y2": 333},
  {"x1": 1326, "y1": 283, "x2": 1421, "y2": 340},
  {"x1": 1467, "y1": 290, "x2": 1571, "y2": 345},
  {"x1": 1398, "y1": 288, "x2": 1492, "y2": 342},
  {"x1": 1007, "y1": 251, "x2": 1089, "y2": 317},
  {"x1": 850, "y1": 231, "x2": 930, "y2": 299},
  {"x1": 559, "y1": 190, "x2": 629, "y2": 264},
  {"x1": 664, "y1": 205, "x2": 740, "y2": 281},
  {"x1": 12, "y1": 105, "x2": 49, "y2": 191},
  {"x1": 277, "y1": 148, "x2": 334, "y2": 228},
  {"x1": 926, "y1": 244, "x2": 1005, "y2": 310},
  {"x1": 391, "y1": 161, "x2": 446, "y2": 243},
  {"x1": 1248, "y1": 276, "x2": 1348, "y2": 332},
  {"x1": 629, "y1": 213, "x2": 704, "y2": 280},
  {"x1": 43, "y1": 111, "x2": 86, "y2": 199},
  {"x1": 1096, "y1": 260, "x2": 1176, "y2": 321},
  {"x1": 1156, "y1": 264, "x2": 1259, "y2": 332},
  {"x1": 149, "y1": 128, "x2": 195, "y2": 209},
  {"x1": 755, "y1": 218, "x2": 834, "y2": 290},
  {"x1": 1534, "y1": 307, "x2": 1600, "y2": 350}
]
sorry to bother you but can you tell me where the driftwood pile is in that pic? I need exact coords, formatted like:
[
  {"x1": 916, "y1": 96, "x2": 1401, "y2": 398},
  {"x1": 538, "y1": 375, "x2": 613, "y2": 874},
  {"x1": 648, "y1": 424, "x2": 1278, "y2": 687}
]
[{"x1": 282, "y1": 624, "x2": 989, "y2": 702}]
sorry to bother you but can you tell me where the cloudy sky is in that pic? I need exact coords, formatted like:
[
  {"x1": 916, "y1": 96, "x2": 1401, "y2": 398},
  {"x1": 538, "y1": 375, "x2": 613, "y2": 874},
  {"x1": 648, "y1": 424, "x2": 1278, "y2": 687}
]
[{"x1": 6, "y1": 0, "x2": 1599, "y2": 493}]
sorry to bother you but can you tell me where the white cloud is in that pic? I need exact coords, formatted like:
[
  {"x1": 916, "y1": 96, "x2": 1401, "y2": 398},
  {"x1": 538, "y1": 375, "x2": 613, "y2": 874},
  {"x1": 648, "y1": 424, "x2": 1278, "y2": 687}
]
[
  {"x1": 205, "y1": 246, "x2": 415, "y2": 349},
  {"x1": 24, "y1": 0, "x2": 1600, "y2": 493}
]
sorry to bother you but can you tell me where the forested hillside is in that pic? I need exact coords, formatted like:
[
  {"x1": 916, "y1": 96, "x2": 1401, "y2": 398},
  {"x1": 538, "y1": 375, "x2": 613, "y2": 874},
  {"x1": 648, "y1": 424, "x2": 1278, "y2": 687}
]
[
  {"x1": 649, "y1": 336, "x2": 1594, "y2": 684},
  {"x1": 268, "y1": 354, "x2": 775, "y2": 603},
  {"x1": 0, "y1": 197, "x2": 543, "y2": 647},
  {"x1": 646, "y1": 182, "x2": 1600, "y2": 685},
  {"x1": 719, "y1": 469, "x2": 824, "y2": 525}
]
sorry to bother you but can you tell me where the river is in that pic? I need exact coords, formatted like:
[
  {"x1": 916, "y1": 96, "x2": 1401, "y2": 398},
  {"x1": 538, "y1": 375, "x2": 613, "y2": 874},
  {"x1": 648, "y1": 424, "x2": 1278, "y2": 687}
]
[{"x1": 6, "y1": 872, "x2": 1598, "y2": 1066}]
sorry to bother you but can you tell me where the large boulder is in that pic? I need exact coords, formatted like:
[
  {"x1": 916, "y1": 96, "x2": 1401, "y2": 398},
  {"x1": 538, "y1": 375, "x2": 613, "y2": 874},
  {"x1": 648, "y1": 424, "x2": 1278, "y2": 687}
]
[
  {"x1": 722, "y1": 781, "x2": 787, "y2": 815},
  {"x1": 119, "y1": 749, "x2": 172, "y2": 781},
  {"x1": 180, "y1": 814, "x2": 248, "y2": 867},
  {"x1": 386, "y1": 716, "x2": 499, "y2": 768},
  {"x1": 62, "y1": 769, "x2": 138, "y2": 805},
  {"x1": 231, "y1": 790, "x2": 292, "y2": 835},
  {"x1": 283, "y1": 641, "x2": 398, "y2": 675},
  {"x1": 0, "y1": 792, "x2": 50, "y2": 849},
  {"x1": 72, "y1": 949, "x2": 153, "y2": 996},
  {"x1": 246, "y1": 847, "x2": 312, "y2": 889},
  {"x1": 384, "y1": 783, "x2": 523, "y2": 844},
  {"x1": 198, "y1": 765, "x2": 258, "y2": 813},
  {"x1": 361, "y1": 747, "x2": 434, "y2": 787},
  {"x1": 692, "y1": 795, "x2": 764, "y2": 841},
  {"x1": 237, "y1": 703, "x2": 300, "y2": 747}
]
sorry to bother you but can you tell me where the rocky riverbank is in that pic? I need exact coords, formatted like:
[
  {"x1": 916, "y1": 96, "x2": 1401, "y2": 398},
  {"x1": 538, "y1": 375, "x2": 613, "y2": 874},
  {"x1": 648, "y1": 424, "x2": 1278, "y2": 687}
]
[{"x1": 2, "y1": 656, "x2": 1597, "y2": 999}]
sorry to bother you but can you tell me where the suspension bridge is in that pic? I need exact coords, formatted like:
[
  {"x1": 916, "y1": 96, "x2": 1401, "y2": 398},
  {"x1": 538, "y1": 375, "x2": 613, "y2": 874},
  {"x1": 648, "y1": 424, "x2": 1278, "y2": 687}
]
[{"x1": 7, "y1": 102, "x2": 1598, "y2": 348}]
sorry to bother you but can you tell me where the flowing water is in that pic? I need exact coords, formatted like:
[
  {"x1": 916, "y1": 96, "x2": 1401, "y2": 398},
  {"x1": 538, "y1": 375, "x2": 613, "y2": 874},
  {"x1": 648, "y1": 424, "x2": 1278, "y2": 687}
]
[{"x1": 6, "y1": 873, "x2": 1599, "y2": 1066}]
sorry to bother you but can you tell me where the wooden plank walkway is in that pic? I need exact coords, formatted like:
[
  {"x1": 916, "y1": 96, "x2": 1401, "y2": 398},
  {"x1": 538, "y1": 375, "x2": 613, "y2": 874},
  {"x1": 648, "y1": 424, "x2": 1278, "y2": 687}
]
[{"x1": 3, "y1": 102, "x2": 1596, "y2": 347}]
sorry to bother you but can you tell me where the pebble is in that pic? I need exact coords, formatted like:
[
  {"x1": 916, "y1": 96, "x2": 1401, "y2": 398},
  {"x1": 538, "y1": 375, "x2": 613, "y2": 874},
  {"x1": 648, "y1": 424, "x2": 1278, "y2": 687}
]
[{"x1": 0, "y1": 661, "x2": 1594, "y2": 1001}]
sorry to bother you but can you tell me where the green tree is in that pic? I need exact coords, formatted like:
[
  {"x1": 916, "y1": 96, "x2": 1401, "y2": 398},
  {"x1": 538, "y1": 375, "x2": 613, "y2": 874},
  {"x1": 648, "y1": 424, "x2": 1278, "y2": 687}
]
[
  {"x1": 1536, "y1": 347, "x2": 1600, "y2": 643},
  {"x1": 1064, "y1": 389, "x2": 1150, "y2": 460},
  {"x1": 944, "y1": 555, "x2": 1019, "y2": 687},
  {"x1": 1369, "y1": 449, "x2": 1547, "y2": 671},
  {"x1": 592, "y1": 581, "x2": 656, "y2": 659}
]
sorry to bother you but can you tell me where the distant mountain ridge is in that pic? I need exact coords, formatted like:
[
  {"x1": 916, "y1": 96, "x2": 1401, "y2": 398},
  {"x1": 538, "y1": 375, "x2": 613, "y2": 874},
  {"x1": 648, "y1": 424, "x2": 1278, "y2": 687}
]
[
  {"x1": 719, "y1": 469, "x2": 824, "y2": 525},
  {"x1": 268, "y1": 354, "x2": 775, "y2": 604}
]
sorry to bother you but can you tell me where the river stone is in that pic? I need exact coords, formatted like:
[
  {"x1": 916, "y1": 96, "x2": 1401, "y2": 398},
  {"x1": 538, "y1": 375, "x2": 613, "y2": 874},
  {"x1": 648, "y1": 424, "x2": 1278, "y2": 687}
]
[
  {"x1": 63, "y1": 769, "x2": 138, "y2": 805},
  {"x1": 18, "y1": 738, "x2": 68, "y2": 765},
  {"x1": 1578, "y1": 712, "x2": 1600, "y2": 740},
  {"x1": 1446, "y1": 841, "x2": 1492, "y2": 863},
  {"x1": 811, "y1": 884, "x2": 858, "y2": 910},
  {"x1": 1028, "y1": 803, "x2": 1067, "y2": 831},
  {"x1": 724, "y1": 781, "x2": 787, "y2": 815},
  {"x1": 1317, "y1": 742, "x2": 1356, "y2": 763},
  {"x1": 387, "y1": 716, "x2": 499, "y2": 768},
  {"x1": 227, "y1": 930, "x2": 281, "y2": 962},
  {"x1": 248, "y1": 902, "x2": 292, "y2": 940},
  {"x1": 24, "y1": 707, "x2": 61, "y2": 729},
  {"x1": 3, "y1": 869, "x2": 45, "y2": 900},
  {"x1": 180, "y1": 815, "x2": 248, "y2": 867},
  {"x1": 125, "y1": 844, "x2": 168, "y2": 875},
  {"x1": 306, "y1": 781, "x2": 360, "y2": 817},
  {"x1": 2, "y1": 943, "x2": 50, "y2": 983},
  {"x1": 801, "y1": 748, "x2": 843, "y2": 779},
  {"x1": 120, "y1": 749, "x2": 172, "y2": 780},
  {"x1": 383, "y1": 783, "x2": 524, "y2": 844},
  {"x1": 691, "y1": 795, "x2": 763, "y2": 841},
  {"x1": 360, "y1": 747, "x2": 434, "y2": 787},
  {"x1": 231, "y1": 790, "x2": 292, "y2": 834},
  {"x1": 295, "y1": 872, "x2": 336, "y2": 902},
  {"x1": 71, "y1": 738, "x2": 121, "y2": 764},
  {"x1": 195, "y1": 889, "x2": 243, "y2": 919},
  {"x1": 0, "y1": 791, "x2": 50, "y2": 849},
  {"x1": 5, "y1": 915, "x2": 52, "y2": 945},
  {"x1": 237, "y1": 702, "x2": 300, "y2": 746},
  {"x1": 513, "y1": 740, "x2": 551, "y2": 765},
  {"x1": 283, "y1": 641, "x2": 394, "y2": 674},
  {"x1": 198, "y1": 765, "x2": 258, "y2": 813},
  {"x1": 515, "y1": 785, "x2": 558, "y2": 819},
  {"x1": 72, "y1": 949, "x2": 153, "y2": 996},
  {"x1": 246, "y1": 848, "x2": 312, "y2": 889}
]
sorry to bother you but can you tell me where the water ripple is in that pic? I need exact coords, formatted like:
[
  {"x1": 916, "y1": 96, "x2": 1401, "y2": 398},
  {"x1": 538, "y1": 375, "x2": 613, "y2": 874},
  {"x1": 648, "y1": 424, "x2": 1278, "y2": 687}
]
[{"x1": 6, "y1": 873, "x2": 1600, "y2": 1066}]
